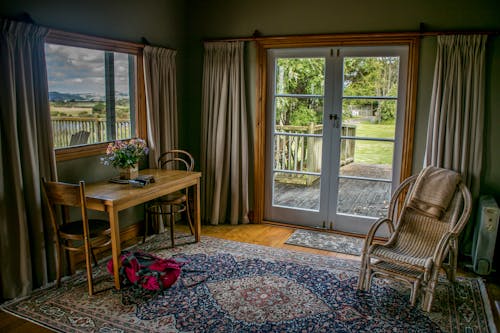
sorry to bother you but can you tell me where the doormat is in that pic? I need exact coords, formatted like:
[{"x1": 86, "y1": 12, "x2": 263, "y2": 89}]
[
  {"x1": 285, "y1": 229, "x2": 364, "y2": 256},
  {"x1": 1, "y1": 233, "x2": 497, "y2": 333}
]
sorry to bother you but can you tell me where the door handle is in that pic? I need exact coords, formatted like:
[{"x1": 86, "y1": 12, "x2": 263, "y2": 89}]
[{"x1": 329, "y1": 114, "x2": 340, "y2": 128}]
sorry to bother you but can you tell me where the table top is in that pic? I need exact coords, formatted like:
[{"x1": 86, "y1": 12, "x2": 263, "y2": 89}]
[{"x1": 84, "y1": 169, "x2": 201, "y2": 211}]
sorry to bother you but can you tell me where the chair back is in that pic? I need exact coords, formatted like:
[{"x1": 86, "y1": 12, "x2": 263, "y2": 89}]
[
  {"x1": 389, "y1": 175, "x2": 471, "y2": 258},
  {"x1": 41, "y1": 178, "x2": 90, "y2": 234},
  {"x1": 69, "y1": 130, "x2": 90, "y2": 146},
  {"x1": 157, "y1": 150, "x2": 194, "y2": 171}
]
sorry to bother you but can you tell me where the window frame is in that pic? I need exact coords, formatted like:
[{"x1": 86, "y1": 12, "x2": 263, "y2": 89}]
[{"x1": 45, "y1": 29, "x2": 147, "y2": 162}]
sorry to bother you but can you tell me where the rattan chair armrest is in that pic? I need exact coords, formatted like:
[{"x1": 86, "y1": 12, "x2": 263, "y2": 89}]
[
  {"x1": 432, "y1": 231, "x2": 455, "y2": 264},
  {"x1": 387, "y1": 175, "x2": 417, "y2": 222},
  {"x1": 363, "y1": 217, "x2": 395, "y2": 250},
  {"x1": 450, "y1": 183, "x2": 472, "y2": 234}
]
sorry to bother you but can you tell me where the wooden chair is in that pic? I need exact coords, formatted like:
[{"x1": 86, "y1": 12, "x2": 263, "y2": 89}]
[
  {"x1": 357, "y1": 167, "x2": 472, "y2": 312},
  {"x1": 144, "y1": 150, "x2": 195, "y2": 247},
  {"x1": 69, "y1": 130, "x2": 90, "y2": 146},
  {"x1": 41, "y1": 178, "x2": 111, "y2": 295}
]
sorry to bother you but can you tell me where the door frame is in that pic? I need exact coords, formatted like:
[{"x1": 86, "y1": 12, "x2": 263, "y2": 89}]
[{"x1": 253, "y1": 33, "x2": 420, "y2": 224}]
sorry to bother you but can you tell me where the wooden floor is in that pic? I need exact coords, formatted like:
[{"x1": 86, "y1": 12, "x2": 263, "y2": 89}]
[
  {"x1": 1, "y1": 223, "x2": 499, "y2": 332},
  {"x1": 273, "y1": 163, "x2": 391, "y2": 218}
]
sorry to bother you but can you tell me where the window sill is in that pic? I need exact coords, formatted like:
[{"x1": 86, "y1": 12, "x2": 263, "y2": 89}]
[{"x1": 55, "y1": 143, "x2": 109, "y2": 162}]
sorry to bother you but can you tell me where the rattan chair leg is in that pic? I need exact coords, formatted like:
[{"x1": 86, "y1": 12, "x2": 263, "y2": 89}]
[
  {"x1": 367, "y1": 270, "x2": 375, "y2": 292},
  {"x1": 358, "y1": 263, "x2": 367, "y2": 290},
  {"x1": 410, "y1": 280, "x2": 420, "y2": 306},
  {"x1": 422, "y1": 280, "x2": 437, "y2": 312}
]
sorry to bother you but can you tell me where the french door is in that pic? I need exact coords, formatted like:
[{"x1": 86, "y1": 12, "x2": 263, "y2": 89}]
[{"x1": 264, "y1": 45, "x2": 409, "y2": 236}]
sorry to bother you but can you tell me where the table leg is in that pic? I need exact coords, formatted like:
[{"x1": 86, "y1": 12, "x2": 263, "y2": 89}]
[
  {"x1": 108, "y1": 208, "x2": 121, "y2": 290},
  {"x1": 194, "y1": 180, "x2": 201, "y2": 242}
]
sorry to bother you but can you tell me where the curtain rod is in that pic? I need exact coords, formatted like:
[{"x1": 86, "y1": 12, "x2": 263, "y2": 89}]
[{"x1": 204, "y1": 29, "x2": 500, "y2": 43}]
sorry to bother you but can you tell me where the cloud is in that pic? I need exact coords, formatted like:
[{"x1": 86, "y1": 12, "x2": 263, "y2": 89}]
[{"x1": 45, "y1": 43, "x2": 132, "y2": 96}]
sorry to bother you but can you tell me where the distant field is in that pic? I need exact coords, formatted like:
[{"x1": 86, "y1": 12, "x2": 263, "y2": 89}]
[
  {"x1": 353, "y1": 123, "x2": 395, "y2": 165},
  {"x1": 50, "y1": 106, "x2": 92, "y2": 114},
  {"x1": 50, "y1": 102, "x2": 130, "y2": 117}
]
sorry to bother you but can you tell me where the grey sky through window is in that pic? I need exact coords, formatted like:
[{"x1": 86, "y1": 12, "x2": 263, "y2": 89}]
[{"x1": 45, "y1": 43, "x2": 130, "y2": 98}]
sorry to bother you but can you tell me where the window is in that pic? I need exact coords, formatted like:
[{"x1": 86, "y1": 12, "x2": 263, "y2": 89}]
[{"x1": 45, "y1": 30, "x2": 146, "y2": 161}]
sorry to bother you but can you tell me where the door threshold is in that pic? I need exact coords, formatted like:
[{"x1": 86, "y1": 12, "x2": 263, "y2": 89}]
[{"x1": 262, "y1": 220, "x2": 387, "y2": 241}]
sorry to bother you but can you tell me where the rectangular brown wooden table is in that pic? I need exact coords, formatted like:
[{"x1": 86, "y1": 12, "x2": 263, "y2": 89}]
[{"x1": 84, "y1": 168, "x2": 202, "y2": 290}]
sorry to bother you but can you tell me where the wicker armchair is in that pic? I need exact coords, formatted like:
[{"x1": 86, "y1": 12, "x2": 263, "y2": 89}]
[{"x1": 357, "y1": 166, "x2": 472, "y2": 312}]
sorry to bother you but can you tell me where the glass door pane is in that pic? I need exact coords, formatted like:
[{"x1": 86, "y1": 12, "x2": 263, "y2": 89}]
[
  {"x1": 336, "y1": 56, "x2": 400, "y2": 219},
  {"x1": 271, "y1": 57, "x2": 325, "y2": 212}
]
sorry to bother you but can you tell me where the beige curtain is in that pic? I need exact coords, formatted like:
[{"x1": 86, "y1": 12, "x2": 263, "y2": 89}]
[
  {"x1": 425, "y1": 34, "x2": 487, "y2": 254},
  {"x1": 425, "y1": 35, "x2": 487, "y2": 196},
  {"x1": 143, "y1": 46, "x2": 178, "y2": 167},
  {"x1": 0, "y1": 19, "x2": 57, "y2": 300},
  {"x1": 201, "y1": 41, "x2": 250, "y2": 225}
]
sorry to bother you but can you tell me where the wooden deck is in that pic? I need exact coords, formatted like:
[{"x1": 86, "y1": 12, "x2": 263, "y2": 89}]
[{"x1": 273, "y1": 163, "x2": 392, "y2": 218}]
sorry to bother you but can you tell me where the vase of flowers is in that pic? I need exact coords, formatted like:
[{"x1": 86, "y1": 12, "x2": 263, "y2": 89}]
[{"x1": 101, "y1": 138, "x2": 149, "y2": 180}]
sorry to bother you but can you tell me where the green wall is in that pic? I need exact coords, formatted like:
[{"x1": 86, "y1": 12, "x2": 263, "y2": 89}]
[{"x1": 0, "y1": 0, "x2": 186, "y2": 47}]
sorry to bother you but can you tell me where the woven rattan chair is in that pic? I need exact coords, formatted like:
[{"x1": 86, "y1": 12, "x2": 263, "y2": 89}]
[
  {"x1": 357, "y1": 166, "x2": 472, "y2": 312},
  {"x1": 144, "y1": 150, "x2": 195, "y2": 247},
  {"x1": 41, "y1": 178, "x2": 111, "y2": 296}
]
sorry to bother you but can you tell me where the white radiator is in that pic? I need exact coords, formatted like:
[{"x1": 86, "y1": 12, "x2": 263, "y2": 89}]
[{"x1": 472, "y1": 195, "x2": 500, "y2": 275}]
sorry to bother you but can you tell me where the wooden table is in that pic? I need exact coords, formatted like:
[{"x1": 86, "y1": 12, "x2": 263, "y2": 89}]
[{"x1": 84, "y1": 168, "x2": 202, "y2": 290}]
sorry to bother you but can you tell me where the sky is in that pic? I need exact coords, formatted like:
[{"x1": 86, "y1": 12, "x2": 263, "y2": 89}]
[{"x1": 45, "y1": 43, "x2": 131, "y2": 96}]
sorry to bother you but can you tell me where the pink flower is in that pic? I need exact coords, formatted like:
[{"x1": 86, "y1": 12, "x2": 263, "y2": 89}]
[{"x1": 100, "y1": 138, "x2": 148, "y2": 168}]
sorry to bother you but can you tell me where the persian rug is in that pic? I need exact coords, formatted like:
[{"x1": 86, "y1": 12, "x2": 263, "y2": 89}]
[
  {"x1": 285, "y1": 228, "x2": 364, "y2": 256},
  {"x1": 1, "y1": 234, "x2": 497, "y2": 333}
]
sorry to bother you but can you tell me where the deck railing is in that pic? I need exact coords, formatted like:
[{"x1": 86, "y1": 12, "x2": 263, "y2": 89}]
[
  {"x1": 51, "y1": 118, "x2": 355, "y2": 185},
  {"x1": 51, "y1": 117, "x2": 131, "y2": 148},
  {"x1": 275, "y1": 123, "x2": 356, "y2": 185}
]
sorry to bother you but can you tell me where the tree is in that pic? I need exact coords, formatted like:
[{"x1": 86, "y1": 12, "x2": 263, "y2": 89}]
[
  {"x1": 92, "y1": 102, "x2": 105, "y2": 115},
  {"x1": 343, "y1": 57, "x2": 399, "y2": 123},
  {"x1": 275, "y1": 58, "x2": 324, "y2": 127},
  {"x1": 275, "y1": 56, "x2": 399, "y2": 127}
]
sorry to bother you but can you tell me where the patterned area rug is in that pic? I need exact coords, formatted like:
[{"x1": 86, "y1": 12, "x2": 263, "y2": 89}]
[
  {"x1": 285, "y1": 229, "x2": 364, "y2": 256},
  {"x1": 1, "y1": 234, "x2": 496, "y2": 333}
]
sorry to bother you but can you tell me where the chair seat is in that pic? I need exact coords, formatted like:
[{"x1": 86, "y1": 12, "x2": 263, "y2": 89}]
[
  {"x1": 59, "y1": 219, "x2": 110, "y2": 238},
  {"x1": 157, "y1": 191, "x2": 186, "y2": 205},
  {"x1": 370, "y1": 243, "x2": 430, "y2": 269},
  {"x1": 371, "y1": 261, "x2": 424, "y2": 280}
]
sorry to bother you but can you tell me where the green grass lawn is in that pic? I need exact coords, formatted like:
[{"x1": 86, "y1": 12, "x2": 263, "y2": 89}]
[{"x1": 351, "y1": 122, "x2": 395, "y2": 165}]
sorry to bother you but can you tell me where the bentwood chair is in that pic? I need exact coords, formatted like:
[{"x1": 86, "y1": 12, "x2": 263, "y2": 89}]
[
  {"x1": 41, "y1": 178, "x2": 111, "y2": 295},
  {"x1": 144, "y1": 150, "x2": 195, "y2": 247},
  {"x1": 357, "y1": 166, "x2": 472, "y2": 312}
]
